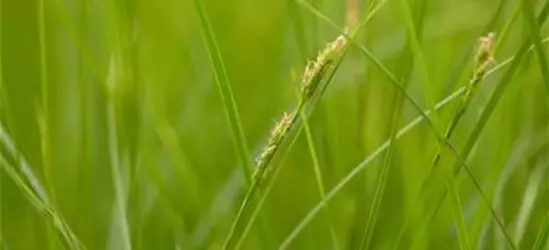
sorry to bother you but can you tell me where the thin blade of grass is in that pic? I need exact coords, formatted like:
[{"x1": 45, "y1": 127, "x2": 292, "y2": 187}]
[
  {"x1": 476, "y1": 131, "x2": 545, "y2": 249},
  {"x1": 533, "y1": 211, "x2": 549, "y2": 249},
  {"x1": 521, "y1": 1, "x2": 549, "y2": 248},
  {"x1": 190, "y1": 0, "x2": 253, "y2": 181},
  {"x1": 299, "y1": 100, "x2": 339, "y2": 249},
  {"x1": 37, "y1": 0, "x2": 55, "y2": 206},
  {"x1": 513, "y1": 162, "x2": 545, "y2": 245},
  {"x1": 278, "y1": 39, "x2": 544, "y2": 247},
  {"x1": 0, "y1": 154, "x2": 77, "y2": 249},
  {"x1": 522, "y1": 0, "x2": 549, "y2": 93},
  {"x1": 0, "y1": 124, "x2": 84, "y2": 249},
  {"x1": 407, "y1": 2, "x2": 549, "y2": 249},
  {"x1": 236, "y1": 41, "x2": 353, "y2": 249},
  {"x1": 234, "y1": 125, "x2": 304, "y2": 250},
  {"x1": 106, "y1": 59, "x2": 132, "y2": 250},
  {"x1": 398, "y1": 1, "x2": 472, "y2": 248},
  {"x1": 396, "y1": 0, "x2": 441, "y2": 129},
  {"x1": 278, "y1": 85, "x2": 462, "y2": 249},
  {"x1": 357, "y1": 0, "x2": 426, "y2": 247},
  {"x1": 296, "y1": 6, "x2": 495, "y2": 249}
]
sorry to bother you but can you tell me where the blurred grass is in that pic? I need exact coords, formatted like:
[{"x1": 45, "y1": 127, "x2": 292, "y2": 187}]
[{"x1": 2, "y1": 0, "x2": 549, "y2": 249}]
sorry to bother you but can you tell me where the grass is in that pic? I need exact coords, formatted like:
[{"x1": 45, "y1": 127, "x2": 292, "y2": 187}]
[{"x1": 1, "y1": 0, "x2": 549, "y2": 249}]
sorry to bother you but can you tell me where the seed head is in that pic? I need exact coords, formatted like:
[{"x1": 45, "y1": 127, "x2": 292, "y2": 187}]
[
  {"x1": 474, "y1": 32, "x2": 496, "y2": 76},
  {"x1": 300, "y1": 35, "x2": 347, "y2": 100},
  {"x1": 254, "y1": 112, "x2": 294, "y2": 180}
]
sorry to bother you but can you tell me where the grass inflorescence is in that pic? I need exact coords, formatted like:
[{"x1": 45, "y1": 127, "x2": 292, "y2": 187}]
[
  {"x1": 2, "y1": 0, "x2": 549, "y2": 249},
  {"x1": 222, "y1": 33, "x2": 347, "y2": 249}
]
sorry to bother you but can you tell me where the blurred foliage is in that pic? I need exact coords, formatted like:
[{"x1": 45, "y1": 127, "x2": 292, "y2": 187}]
[{"x1": 1, "y1": 0, "x2": 549, "y2": 249}]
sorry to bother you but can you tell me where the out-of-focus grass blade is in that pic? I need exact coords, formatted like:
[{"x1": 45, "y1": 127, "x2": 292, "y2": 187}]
[
  {"x1": 533, "y1": 212, "x2": 549, "y2": 249},
  {"x1": 299, "y1": 105, "x2": 339, "y2": 249},
  {"x1": 358, "y1": 0, "x2": 426, "y2": 248},
  {"x1": 105, "y1": 57, "x2": 132, "y2": 250},
  {"x1": 278, "y1": 37, "x2": 543, "y2": 247},
  {"x1": 0, "y1": 125, "x2": 84, "y2": 249},
  {"x1": 296, "y1": 6, "x2": 483, "y2": 249},
  {"x1": 512, "y1": 162, "x2": 544, "y2": 246},
  {"x1": 414, "y1": 1, "x2": 549, "y2": 249},
  {"x1": 522, "y1": 0, "x2": 549, "y2": 92},
  {"x1": 190, "y1": 0, "x2": 253, "y2": 181}
]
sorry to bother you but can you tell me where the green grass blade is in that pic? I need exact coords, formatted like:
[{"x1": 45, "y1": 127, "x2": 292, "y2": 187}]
[
  {"x1": 191, "y1": 0, "x2": 253, "y2": 181},
  {"x1": 398, "y1": 0, "x2": 470, "y2": 245},
  {"x1": 277, "y1": 47, "x2": 534, "y2": 247},
  {"x1": 513, "y1": 163, "x2": 544, "y2": 245},
  {"x1": 408, "y1": 2, "x2": 549, "y2": 249},
  {"x1": 0, "y1": 124, "x2": 84, "y2": 249},
  {"x1": 357, "y1": 1, "x2": 426, "y2": 247},
  {"x1": 521, "y1": 1, "x2": 549, "y2": 248},
  {"x1": 236, "y1": 41, "x2": 353, "y2": 249},
  {"x1": 444, "y1": 170, "x2": 472, "y2": 250},
  {"x1": 0, "y1": 154, "x2": 78, "y2": 249},
  {"x1": 289, "y1": 1, "x2": 339, "y2": 247},
  {"x1": 106, "y1": 78, "x2": 131, "y2": 250},
  {"x1": 234, "y1": 125, "x2": 304, "y2": 250},
  {"x1": 278, "y1": 87, "x2": 459, "y2": 248},
  {"x1": 522, "y1": 0, "x2": 549, "y2": 92},
  {"x1": 533, "y1": 213, "x2": 549, "y2": 249},
  {"x1": 37, "y1": 0, "x2": 54, "y2": 202},
  {"x1": 297, "y1": 9, "x2": 490, "y2": 248},
  {"x1": 298, "y1": 102, "x2": 339, "y2": 249},
  {"x1": 396, "y1": 0, "x2": 441, "y2": 129}
]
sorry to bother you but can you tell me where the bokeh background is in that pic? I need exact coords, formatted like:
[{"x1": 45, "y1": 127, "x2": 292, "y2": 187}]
[{"x1": 1, "y1": 0, "x2": 549, "y2": 249}]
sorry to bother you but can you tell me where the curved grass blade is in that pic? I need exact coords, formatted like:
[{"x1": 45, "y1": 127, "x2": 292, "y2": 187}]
[
  {"x1": 235, "y1": 41, "x2": 353, "y2": 249},
  {"x1": 234, "y1": 125, "x2": 304, "y2": 250},
  {"x1": 299, "y1": 96, "x2": 340, "y2": 249},
  {"x1": 37, "y1": 0, "x2": 54, "y2": 200},
  {"x1": 0, "y1": 154, "x2": 83, "y2": 250},
  {"x1": 190, "y1": 0, "x2": 253, "y2": 181},
  {"x1": 277, "y1": 38, "x2": 545, "y2": 247},
  {"x1": 296, "y1": 6, "x2": 500, "y2": 249},
  {"x1": 0, "y1": 123, "x2": 85, "y2": 249},
  {"x1": 357, "y1": 0, "x2": 426, "y2": 248},
  {"x1": 223, "y1": 30, "x2": 348, "y2": 248},
  {"x1": 106, "y1": 101, "x2": 132, "y2": 250},
  {"x1": 513, "y1": 162, "x2": 544, "y2": 245},
  {"x1": 521, "y1": 1, "x2": 549, "y2": 248},
  {"x1": 278, "y1": 85, "x2": 464, "y2": 249},
  {"x1": 522, "y1": 0, "x2": 549, "y2": 93},
  {"x1": 401, "y1": 2, "x2": 549, "y2": 249},
  {"x1": 533, "y1": 211, "x2": 549, "y2": 249}
]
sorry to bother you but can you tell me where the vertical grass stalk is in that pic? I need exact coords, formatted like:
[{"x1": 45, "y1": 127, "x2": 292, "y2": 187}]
[
  {"x1": 424, "y1": 33, "x2": 496, "y2": 250},
  {"x1": 278, "y1": 8, "x2": 549, "y2": 243},
  {"x1": 222, "y1": 34, "x2": 348, "y2": 249},
  {"x1": 191, "y1": 0, "x2": 253, "y2": 181},
  {"x1": 401, "y1": 3, "x2": 549, "y2": 249},
  {"x1": 299, "y1": 106, "x2": 339, "y2": 249}
]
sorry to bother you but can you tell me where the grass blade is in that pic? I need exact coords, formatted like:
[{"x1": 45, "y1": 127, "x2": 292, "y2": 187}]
[
  {"x1": 357, "y1": 0, "x2": 426, "y2": 248},
  {"x1": 235, "y1": 40, "x2": 354, "y2": 248},
  {"x1": 296, "y1": 6, "x2": 497, "y2": 249},
  {"x1": 190, "y1": 0, "x2": 253, "y2": 181},
  {"x1": 278, "y1": 38, "x2": 546, "y2": 247},
  {"x1": 106, "y1": 59, "x2": 132, "y2": 250},
  {"x1": 404, "y1": 2, "x2": 549, "y2": 249},
  {"x1": 234, "y1": 125, "x2": 304, "y2": 250},
  {"x1": 299, "y1": 99, "x2": 339, "y2": 249},
  {"x1": 522, "y1": 0, "x2": 549, "y2": 92},
  {"x1": 0, "y1": 123, "x2": 84, "y2": 249},
  {"x1": 37, "y1": 0, "x2": 55, "y2": 206}
]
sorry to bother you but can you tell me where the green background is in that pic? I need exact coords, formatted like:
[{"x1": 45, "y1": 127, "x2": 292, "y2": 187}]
[{"x1": 1, "y1": 0, "x2": 549, "y2": 249}]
